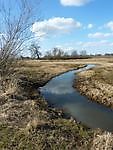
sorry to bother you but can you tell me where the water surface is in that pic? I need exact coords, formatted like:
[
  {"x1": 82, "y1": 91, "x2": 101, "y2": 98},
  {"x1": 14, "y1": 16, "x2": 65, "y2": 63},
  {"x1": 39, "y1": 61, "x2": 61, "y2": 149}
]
[{"x1": 40, "y1": 65, "x2": 113, "y2": 132}]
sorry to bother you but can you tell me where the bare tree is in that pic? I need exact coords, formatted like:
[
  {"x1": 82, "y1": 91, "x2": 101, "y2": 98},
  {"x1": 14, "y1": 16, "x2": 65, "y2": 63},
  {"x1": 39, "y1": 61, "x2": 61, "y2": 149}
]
[
  {"x1": 44, "y1": 48, "x2": 68, "y2": 59},
  {"x1": 0, "y1": 0, "x2": 40, "y2": 92},
  {"x1": 45, "y1": 51, "x2": 52, "y2": 57},
  {"x1": 52, "y1": 47, "x2": 65, "y2": 58},
  {"x1": 29, "y1": 43, "x2": 41, "y2": 59},
  {"x1": 80, "y1": 50, "x2": 87, "y2": 56},
  {"x1": 71, "y1": 50, "x2": 78, "y2": 57}
]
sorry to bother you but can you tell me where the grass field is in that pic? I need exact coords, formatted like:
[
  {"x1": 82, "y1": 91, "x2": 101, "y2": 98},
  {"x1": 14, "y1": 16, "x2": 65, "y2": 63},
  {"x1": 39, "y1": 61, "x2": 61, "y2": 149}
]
[
  {"x1": 0, "y1": 60, "x2": 94, "y2": 150},
  {"x1": 1, "y1": 57, "x2": 113, "y2": 149}
]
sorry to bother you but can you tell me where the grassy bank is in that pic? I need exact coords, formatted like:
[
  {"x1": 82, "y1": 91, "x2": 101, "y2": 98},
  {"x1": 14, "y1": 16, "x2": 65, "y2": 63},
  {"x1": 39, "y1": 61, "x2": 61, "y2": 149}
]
[
  {"x1": 74, "y1": 63, "x2": 113, "y2": 149},
  {"x1": 0, "y1": 60, "x2": 95, "y2": 150},
  {"x1": 75, "y1": 65, "x2": 113, "y2": 109}
]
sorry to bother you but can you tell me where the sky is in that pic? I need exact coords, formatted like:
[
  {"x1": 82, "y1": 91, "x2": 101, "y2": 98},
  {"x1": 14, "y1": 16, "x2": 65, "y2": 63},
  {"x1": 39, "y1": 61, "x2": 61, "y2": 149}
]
[
  {"x1": 1, "y1": 0, "x2": 113, "y2": 55},
  {"x1": 30, "y1": 0, "x2": 113, "y2": 55}
]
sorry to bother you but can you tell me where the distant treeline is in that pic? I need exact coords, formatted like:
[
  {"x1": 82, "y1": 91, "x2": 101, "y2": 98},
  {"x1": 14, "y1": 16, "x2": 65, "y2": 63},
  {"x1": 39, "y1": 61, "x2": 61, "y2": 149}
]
[
  {"x1": 21, "y1": 45, "x2": 113, "y2": 60},
  {"x1": 20, "y1": 54, "x2": 113, "y2": 60}
]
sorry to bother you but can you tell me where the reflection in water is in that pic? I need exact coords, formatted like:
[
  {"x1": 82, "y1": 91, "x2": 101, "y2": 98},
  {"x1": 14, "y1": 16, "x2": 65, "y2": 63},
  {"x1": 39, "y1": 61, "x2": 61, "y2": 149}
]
[
  {"x1": 40, "y1": 65, "x2": 113, "y2": 132},
  {"x1": 43, "y1": 81, "x2": 74, "y2": 95}
]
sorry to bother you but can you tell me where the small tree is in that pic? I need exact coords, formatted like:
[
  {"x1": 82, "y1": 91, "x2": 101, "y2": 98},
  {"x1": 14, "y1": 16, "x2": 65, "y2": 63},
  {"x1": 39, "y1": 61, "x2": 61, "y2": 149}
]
[
  {"x1": 29, "y1": 43, "x2": 41, "y2": 59},
  {"x1": 0, "y1": 0, "x2": 40, "y2": 92}
]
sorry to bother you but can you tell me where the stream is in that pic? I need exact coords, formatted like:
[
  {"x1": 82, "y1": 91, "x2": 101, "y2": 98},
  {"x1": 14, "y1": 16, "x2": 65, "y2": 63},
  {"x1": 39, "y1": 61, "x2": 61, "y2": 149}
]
[{"x1": 40, "y1": 65, "x2": 113, "y2": 132}]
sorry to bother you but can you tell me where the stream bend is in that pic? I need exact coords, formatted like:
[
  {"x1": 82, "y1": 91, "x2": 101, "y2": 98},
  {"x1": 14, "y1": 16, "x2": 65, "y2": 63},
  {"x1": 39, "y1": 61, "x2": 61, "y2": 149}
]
[{"x1": 40, "y1": 65, "x2": 113, "y2": 132}]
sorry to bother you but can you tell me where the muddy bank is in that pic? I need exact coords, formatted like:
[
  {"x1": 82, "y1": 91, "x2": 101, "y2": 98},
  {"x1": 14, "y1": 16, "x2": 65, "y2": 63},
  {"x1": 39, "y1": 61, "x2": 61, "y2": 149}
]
[
  {"x1": 74, "y1": 65, "x2": 113, "y2": 109},
  {"x1": 0, "y1": 62, "x2": 94, "y2": 150}
]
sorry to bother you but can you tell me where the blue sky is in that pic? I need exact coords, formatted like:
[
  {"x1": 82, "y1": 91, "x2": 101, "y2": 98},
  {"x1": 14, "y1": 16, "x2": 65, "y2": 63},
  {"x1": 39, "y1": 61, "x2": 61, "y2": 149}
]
[
  {"x1": 1, "y1": 0, "x2": 113, "y2": 55},
  {"x1": 31, "y1": 0, "x2": 113, "y2": 55}
]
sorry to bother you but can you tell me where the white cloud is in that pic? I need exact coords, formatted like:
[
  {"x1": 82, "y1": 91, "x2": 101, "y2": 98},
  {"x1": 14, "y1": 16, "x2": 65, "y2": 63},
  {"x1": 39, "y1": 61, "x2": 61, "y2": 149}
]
[
  {"x1": 110, "y1": 42, "x2": 113, "y2": 46},
  {"x1": 81, "y1": 40, "x2": 113, "y2": 54},
  {"x1": 60, "y1": 0, "x2": 92, "y2": 6},
  {"x1": 105, "y1": 21, "x2": 113, "y2": 31},
  {"x1": 31, "y1": 17, "x2": 82, "y2": 38},
  {"x1": 87, "y1": 23, "x2": 93, "y2": 29},
  {"x1": 82, "y1": 40, "x2": 109, "y2": 47},
  {"x1": 88, "y1": 32, "x2": 113, "y2": 38},
  {"x1": 65, "y1": 40, "x2": 112, "y2": 48}
]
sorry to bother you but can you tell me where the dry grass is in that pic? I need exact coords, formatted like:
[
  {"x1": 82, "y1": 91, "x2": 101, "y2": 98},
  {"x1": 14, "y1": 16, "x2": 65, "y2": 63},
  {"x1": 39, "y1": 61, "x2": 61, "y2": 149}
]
[
  {"x1": 17, "y1": 60, "x2": 86, "y2": 86},
  {"x1": 76, "y1": 65, "x2": 113, "y2": 108},
  {"x1": 1, "y1": 58, "x2": 113, "y2": 149},
  {"x1": 0, "y1": 60, "x2": 94, "y2": 149},
  {"x1": 75, "y1": 60, "x2": 113, "y2": 149},
  {"x1": 91, "y1": 131, "x2": 113, "y2": 150}
]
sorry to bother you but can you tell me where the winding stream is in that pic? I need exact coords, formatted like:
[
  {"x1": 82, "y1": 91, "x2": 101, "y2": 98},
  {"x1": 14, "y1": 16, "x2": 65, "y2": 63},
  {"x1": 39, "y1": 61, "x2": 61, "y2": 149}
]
[{"x1": 40, "y1": 65, "x2": 113, "y2": 132}]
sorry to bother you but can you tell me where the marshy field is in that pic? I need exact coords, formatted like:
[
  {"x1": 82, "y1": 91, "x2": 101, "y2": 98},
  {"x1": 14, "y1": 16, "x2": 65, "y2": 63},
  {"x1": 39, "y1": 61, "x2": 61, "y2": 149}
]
[{"x1": 1, "y1": 57, "x2": 113, "y2": 149}]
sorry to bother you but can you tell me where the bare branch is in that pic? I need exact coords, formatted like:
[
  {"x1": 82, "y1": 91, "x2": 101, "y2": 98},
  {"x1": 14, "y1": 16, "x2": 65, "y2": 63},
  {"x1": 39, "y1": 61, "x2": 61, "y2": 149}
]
[{"x1": 0, "y1": 0, "x2": 41, "y2": 92}]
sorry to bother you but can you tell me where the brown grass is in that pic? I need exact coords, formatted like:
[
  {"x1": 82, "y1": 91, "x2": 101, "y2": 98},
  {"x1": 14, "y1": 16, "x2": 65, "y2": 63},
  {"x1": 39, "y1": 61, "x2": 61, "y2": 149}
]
[
  {"x1": 1, "y1": 58, "x2": 113, "y2": 149},
  {"x1": 17, "y1": 60, "x2": 86, "y2": 86},
  {"x1": 0, "y1": 60, "x2": 94, "y2": 150},
  {"x1": 74, "y1": 60, "x2": 113, "y2": 149},
  {"x1": 76, "y1": 65, "x2": 113, "y2": 109}
]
